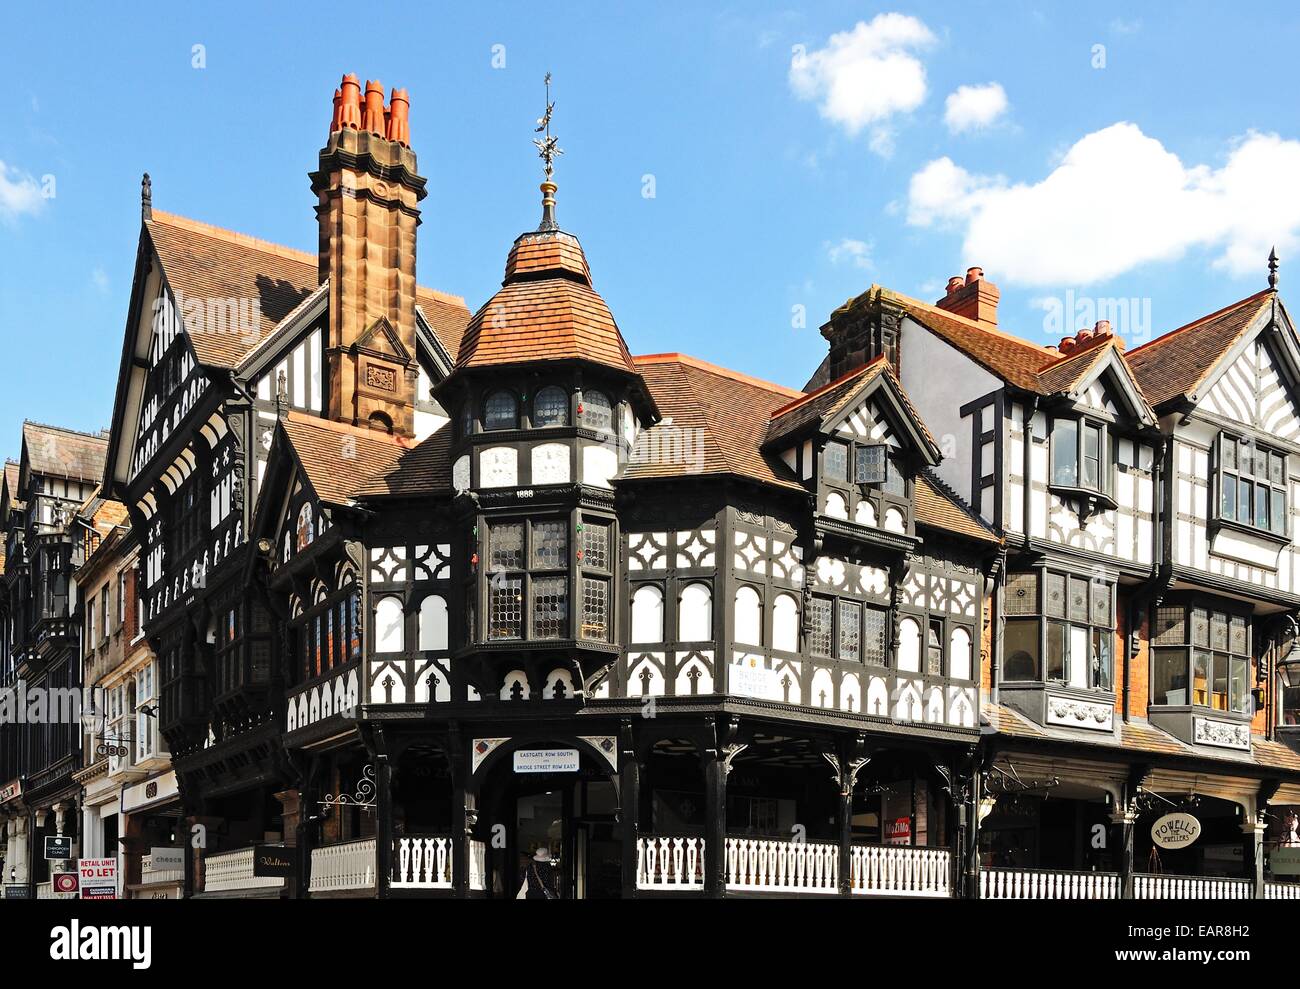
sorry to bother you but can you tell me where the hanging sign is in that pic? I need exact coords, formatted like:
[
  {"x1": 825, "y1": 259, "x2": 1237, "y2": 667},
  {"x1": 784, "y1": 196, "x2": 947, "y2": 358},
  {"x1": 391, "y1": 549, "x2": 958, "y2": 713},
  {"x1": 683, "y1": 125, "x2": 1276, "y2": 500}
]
[
  {"x1": 53, "y1": 872, "x2": 80, "y2": 894},
  {"x1": 150, "y1": 847, "x2": 185, "y2": 870},
  {"x1": 1270, "y1": 846, "x2": 1300, "y2": 876},
  {"x1": 512, "y1": 748, "x2": 580, "y2": 774},
  {"x1": 1151, "y1": 812, "x2": 1201, "y2": 849},
  {"x1": 253, "y1": 845, "x2": 297, "y2": 878},
  {"x1": 45, "y1": 835, "x2": 73, "y2": 860}
]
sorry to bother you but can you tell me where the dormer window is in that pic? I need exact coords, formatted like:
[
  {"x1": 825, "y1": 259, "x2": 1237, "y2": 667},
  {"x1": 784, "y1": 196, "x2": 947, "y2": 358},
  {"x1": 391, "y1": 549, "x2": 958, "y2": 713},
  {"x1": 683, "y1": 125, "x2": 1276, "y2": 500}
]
[
  {"x1": 484, "y1": 391, "x2": 518, "y2": 431},
  {"x1": 533, "y1": 386, "x2": 569, "y2": 427},
  {"x1": 1051, "y1": 416, "x2": 1112, "y2": 496},
  {"x1": 1215, "y1": 433, "x2": 1288, "y2": 538}
]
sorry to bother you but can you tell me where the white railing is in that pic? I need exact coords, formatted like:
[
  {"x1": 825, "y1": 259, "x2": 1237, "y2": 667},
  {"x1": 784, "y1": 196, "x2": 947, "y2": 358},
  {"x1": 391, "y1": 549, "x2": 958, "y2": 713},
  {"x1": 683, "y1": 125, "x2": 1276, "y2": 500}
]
[
  {"x1": 726, "y1": 838, "x2": 839, "y2": 894},
  {"x1": 637, "y1": 836, "x2": 704, "y2": 890},
  {"x1": 1265, "y1": 881, "x2": 1300, "y2": 899},
  {"x1": 140, "y1": 853, "x2": 184, "y2": 888},
  {"x1": 203, "y1": 847, "x2": 285, "y2": 894},
  {"x1": 36, "y1": 880, "x2": 77, "y2": 900},
  {"x1": 852, "y1": 843, "x2": 952, "y2": 897},
  {"x1": 470, "y1": 840, "x2": 486, "y2": 892},
  {"x1": 1133, "y1": 874, "x2": 1252, "y2": 899},
  {"x1": 981, "y1": 867, "x2": 1118, "y2": 899},
  {"x1": 310, "y1": 839, "x2": 376, "y2": 893},
  {"x1": 392, "y1": 835, "x2": 453, "y2": 888}
]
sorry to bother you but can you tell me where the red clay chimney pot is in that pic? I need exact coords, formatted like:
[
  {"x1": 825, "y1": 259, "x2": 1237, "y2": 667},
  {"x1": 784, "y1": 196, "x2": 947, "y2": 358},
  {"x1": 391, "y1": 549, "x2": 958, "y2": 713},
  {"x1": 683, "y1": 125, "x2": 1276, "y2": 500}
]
[
  {"x1": 965, "y1": 266, "x2": 983, "y2": 285},
  {"x1": 363, "y1": 80, "x2": 386, "y2": 136},
  {"x1": 1059, "y1": 337, "x2": 1077, "y2": 355},
  {"x1": 338, "y1": 74, "x2": 362, "y2": 129},
  {"x1": 386, "y1": 87, "x2": 411, "y2": 147},
  {"x1": 1094, "y1": 319, "x2": 1111, "y2": 336},
  {"x1": 946, "y1": 276, "x2": 964, "y2": 294},
  {"x1": 330, "y1": 88, "x2": 343, "y2": 132}
]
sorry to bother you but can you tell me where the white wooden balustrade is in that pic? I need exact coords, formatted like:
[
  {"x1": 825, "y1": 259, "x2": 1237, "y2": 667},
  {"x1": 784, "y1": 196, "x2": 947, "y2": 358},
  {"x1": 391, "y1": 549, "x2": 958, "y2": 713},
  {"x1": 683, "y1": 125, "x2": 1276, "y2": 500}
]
[
  {"x1": 36, "y1": 880, "x2": 77, "y2": 900},
  {"x1": 203, "y1": 847, "x2": 285, "y2": 894},
  {"x1": 637, "y1": 836, "x2": 952, "y2": 896},
  {"x1": 851, "y1": 843, "x2": 951, "y2": 897},
  {"x1": 980, "y1": 867, "x2": 1119, "y2": 899},
  {"x1": 637, "y1": 836, "x2": 705, "y2": 889},
  {"x1": 1265, "y1": 881, "x2": 1300, "y2": 899},
  {"x1": 391, "y1": 835, "x2": 454, "y2": 888},
  {"x1": 310, "y1": 838, "x2": 376, "y2": 893},
  {"x1": 1133, "y1": 874, "x2": 1252, "y2": 899},
  {"x1": 469, "y1": 840, "x2": 486, "y2": 892},
  {"x1": 726, "y1": 837, "x2": 839, "y2": 893}
]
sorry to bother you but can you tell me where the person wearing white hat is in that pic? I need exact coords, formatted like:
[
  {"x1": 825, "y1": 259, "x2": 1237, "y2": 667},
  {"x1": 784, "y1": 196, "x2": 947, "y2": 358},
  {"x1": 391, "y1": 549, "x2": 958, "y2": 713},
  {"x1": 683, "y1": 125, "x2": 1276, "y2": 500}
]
[{"x1": 517, "y1": 846, "x2": 560, "y2": 899}]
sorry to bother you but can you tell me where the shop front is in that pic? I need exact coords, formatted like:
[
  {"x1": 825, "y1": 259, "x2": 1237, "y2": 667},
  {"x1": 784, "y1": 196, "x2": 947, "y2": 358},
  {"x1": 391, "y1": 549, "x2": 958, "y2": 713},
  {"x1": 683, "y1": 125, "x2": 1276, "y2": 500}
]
[{"x1": 122, "y1": 770, "x2": 184, "y2": 899}]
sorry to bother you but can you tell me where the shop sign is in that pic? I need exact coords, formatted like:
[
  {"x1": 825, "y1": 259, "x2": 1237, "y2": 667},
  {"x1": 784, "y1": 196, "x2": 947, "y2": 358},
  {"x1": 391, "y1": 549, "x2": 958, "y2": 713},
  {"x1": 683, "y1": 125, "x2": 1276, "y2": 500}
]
[
  {"x1": 1151, "y1": 812, "x2": 1201, "y2": 849},
  {"x1": 0, "y1": 778, "x2": 20, "y2": 804},
  {"x1": 45, "y1": 835, "x2": 72, "y2": 860},
  {"x1": 53, "y1": 872, "x2": 80, "y2": 894},
  {"x1": 513, "y1": 748, "x2": 580, "y2": 774},
  {"x1": 150, "y1": 847, "x2": 184, "y2": 870},
  {"x1": 79, "y1": 857, "x2": 118, "y2": 899},
  {"x1": 885, "y1": 817, "x2": 911, "y2": 845},
  {"x1": 1270, "y1": 845, "x2": 1300, "y2": 876},
  {"x1": 253, "y1": 845, "x2": 297, "y2": 878},
  {"x1": 730, "y1": 660, "x2": 779, "y2": 700},
  {"x1": 3, "y1": 884, "x2": 31, "y2": 899}
]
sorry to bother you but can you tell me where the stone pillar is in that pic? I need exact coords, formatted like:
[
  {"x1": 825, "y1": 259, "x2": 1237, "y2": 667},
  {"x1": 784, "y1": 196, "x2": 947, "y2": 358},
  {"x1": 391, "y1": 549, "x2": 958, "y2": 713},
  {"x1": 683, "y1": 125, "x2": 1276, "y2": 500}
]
[
  {"x1": 1110, "y1": 808, "x2": 1137, "y2": 899},
  {"x1": 1242, "y1": 817, "x2": 1266, "y2": 898},
  {"x1": 118, "y1": 814, "x2": 148, "y2": 897}
]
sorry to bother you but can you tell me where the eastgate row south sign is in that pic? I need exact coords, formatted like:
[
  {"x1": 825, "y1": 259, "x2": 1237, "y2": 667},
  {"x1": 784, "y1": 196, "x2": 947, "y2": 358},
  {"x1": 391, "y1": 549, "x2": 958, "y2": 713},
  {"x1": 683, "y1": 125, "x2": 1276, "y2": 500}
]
[
  {"x1": 513, "y1": 748, "x2": 580, "y2": 774},
  {"x1": 1151, "y1": 812, "x2": 1202, "y2": 849}
]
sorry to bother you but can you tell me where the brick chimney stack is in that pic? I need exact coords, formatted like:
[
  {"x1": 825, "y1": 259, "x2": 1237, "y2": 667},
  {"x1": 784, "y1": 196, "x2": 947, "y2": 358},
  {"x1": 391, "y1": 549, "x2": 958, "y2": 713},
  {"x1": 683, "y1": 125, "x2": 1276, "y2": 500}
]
[
  {"x1": 935, "y1": 266, "x2": 999, "y2": 328},
  {"x1": 310, "y1": 73, "x2": 426, "y2": 438}
]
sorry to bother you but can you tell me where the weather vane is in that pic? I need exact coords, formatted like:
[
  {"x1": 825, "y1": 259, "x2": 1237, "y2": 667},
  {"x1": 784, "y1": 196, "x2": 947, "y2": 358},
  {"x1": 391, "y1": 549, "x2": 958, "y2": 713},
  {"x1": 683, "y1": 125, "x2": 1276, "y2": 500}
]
[{"x1": 533, "y1": 72, "x2": 563, "y2": 181}]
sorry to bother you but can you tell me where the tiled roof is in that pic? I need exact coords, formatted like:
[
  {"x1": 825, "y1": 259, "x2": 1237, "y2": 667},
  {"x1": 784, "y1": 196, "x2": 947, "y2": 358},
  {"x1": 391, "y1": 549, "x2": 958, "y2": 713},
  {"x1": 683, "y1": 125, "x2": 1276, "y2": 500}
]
[
  {"x1": 915, "y1": 471, "x2": 1000, "y2": 545},
  {"x1": 279, "y1": 414, "x2": 412, "y2": 506},
  {"x1": 145, "y1": 211, "x2": 469, "y2": 369},
  {"x1": 625, "y1": 354, "x2": 804, "y2": 490},
  {"x1": 1253, "y1": 736, "x2": 1300, "y2": 773},
  {"x1": 352, "y1": 426, "x2": 455, "y2": 499},
  {"x1": 1033, "y1": 337, "x2": 1120, "y2": 395},
  {"x1": 2, "y1": 461, "x2": 20, "y2": 509},
  {"x1": 454, "y1": 229, "x2": 638, "y2": 375},
  {"x1": 22, "y1": 422, "x2": 108, "y2": 483},
  {"x1": 1127, "y1": 290, "x2": 1274, "y2": 408}
]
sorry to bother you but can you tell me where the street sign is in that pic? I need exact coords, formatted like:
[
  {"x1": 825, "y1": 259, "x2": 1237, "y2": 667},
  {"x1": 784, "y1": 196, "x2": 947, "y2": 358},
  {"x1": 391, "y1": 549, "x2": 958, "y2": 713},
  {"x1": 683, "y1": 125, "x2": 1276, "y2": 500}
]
[
  {"x1": 45, "y1": 835, "x2": 72, "y2": 860},
  {"x1": 52, "y1": 872, "x2": 79, "y2": 894},
  {"x1": 3, "y1": 884, "x2": 31, "y2": 899},
  {"x1": 512, "y1": 748, "x2": 580, "y2": 773},
  {"x1": 78, "y1": 857, "x2": 118, "y2": 899},
  {"x1": 252, "y1": 845, "x2": 297, "y2": 878}
]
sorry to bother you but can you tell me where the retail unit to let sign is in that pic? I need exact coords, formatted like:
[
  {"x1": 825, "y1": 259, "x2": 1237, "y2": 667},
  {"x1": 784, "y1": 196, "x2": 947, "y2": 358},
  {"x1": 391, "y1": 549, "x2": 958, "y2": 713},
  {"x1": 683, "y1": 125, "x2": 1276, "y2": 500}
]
[{"x1": 78, "y1": 858, "x2": 118, "y2": 899}]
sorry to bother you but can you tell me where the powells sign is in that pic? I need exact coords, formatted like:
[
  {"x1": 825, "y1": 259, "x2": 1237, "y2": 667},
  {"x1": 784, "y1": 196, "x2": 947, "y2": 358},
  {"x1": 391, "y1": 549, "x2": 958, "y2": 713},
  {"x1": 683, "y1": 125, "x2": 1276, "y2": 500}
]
[{"x1": 1151, "y1": 812, "x2": 1201, "y2": 849}]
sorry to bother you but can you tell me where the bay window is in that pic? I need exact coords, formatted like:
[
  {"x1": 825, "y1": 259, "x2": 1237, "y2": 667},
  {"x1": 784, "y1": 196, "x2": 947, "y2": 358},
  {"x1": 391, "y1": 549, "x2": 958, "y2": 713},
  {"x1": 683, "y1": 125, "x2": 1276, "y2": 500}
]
[
  {"x1": 1215, "y1": 433, "x2": 1288, "y2": 536},
  {"x1": 1150, "y1": 603, "x2": 1252, "y2": 713},
  {"x1": 1002, "y1": 568, "x2": 1114, "y2": 690}
]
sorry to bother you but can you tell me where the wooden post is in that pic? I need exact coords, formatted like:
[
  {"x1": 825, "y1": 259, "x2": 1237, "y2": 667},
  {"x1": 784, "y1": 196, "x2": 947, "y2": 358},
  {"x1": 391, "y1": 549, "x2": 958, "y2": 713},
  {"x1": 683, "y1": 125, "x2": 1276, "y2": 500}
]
[
  {"x1": 1242, "y1": 817, "x2": 1266, "y2": 899},
  {"x1": 1110, "y1": 808, "x2": 1136, "y2": 899},
  {"x1": 703, "y1": 748, "x2": 726, "y2": 897},
  {"x1": 836, "y1": 776, "x2": 853, "y2": 897},
  {"x1": 375, "y1": 755, "x2": 393, "y2": 900},
  {"x1": 619, "y1": 723, "x2": 640, "y2": 899}
]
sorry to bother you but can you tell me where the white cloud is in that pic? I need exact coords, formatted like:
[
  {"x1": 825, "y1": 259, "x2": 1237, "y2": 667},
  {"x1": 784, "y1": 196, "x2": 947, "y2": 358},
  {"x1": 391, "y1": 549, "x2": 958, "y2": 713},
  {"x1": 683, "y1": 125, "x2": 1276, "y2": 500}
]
[
  {"x1": 790, "y1": 13, "x2": 936, "y2": 151},
  {"x1": 905, "y1": 122, "x2": 1300, "y2": 286},
  {"x1": 826, "y1": 238, "x2": 873, "y2": 270},
  {"x1": 91, "y1": 267, "x2": 109, "y2": 292},
  {"x1": 944, "y1": 83, "x2": 1008, "y2": 134},
  {"x1": 0, "y1": 161, "x2": 45, "y2": 221}
]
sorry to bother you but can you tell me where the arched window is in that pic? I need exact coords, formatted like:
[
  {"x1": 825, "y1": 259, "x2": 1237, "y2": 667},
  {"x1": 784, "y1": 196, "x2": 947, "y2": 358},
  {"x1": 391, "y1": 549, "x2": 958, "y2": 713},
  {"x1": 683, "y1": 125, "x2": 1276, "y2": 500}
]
[
  {"x1": 631, "y1": 585, "x2": 664, "y2": 643},
  {"x1": 367, "y1": 411, "x2": 393, "y2": 434},
  {"x1": 678, "y1": 583, "x2": 712, "y2": 641},
  {"x1": 418, "y1": 595, "x2": 449, "y2": 651},
  {"x1": 734, "y1": 586, "x2": 762, "y2": 646},
  {"x1": 897, "y1": 617, "x2": 921, "y2": 672},
  {"x1": 373, "y1": 596, "x2": 404, "y2": 653},
  {"x1": 949, "y1": 626, "x2": 972, "y2": 681},
  {"x1": 772, "y1": 594, "x2": 799, "y2": 652},
  {"x1": 533, "y1": 386, "x2": 569, "y2": 427},
  {"x1": 484, "y1": 391, "x2": 518, "y2": 431},
  {"x1": 295, "y1": 503, "x2": 314, "y2": 552},
  {"x1": 582, "y1": 390, "x2": 614, "y2": 433}
]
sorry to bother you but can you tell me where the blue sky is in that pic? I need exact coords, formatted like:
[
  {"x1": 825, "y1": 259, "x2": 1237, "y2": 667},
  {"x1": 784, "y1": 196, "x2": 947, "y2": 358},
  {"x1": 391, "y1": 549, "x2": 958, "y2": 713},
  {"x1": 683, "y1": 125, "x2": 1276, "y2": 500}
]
[{"x1": 4, "y1": 2, "x2": 1300, "y2": 451}]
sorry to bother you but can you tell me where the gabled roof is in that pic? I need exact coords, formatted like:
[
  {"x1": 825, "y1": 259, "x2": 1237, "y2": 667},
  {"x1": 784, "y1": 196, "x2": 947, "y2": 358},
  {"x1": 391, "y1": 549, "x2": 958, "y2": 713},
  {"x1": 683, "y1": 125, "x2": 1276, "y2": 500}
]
[
  {"x1": 1127, "y1": 290, "x2": 1275, "y2": 408},
  {"x1": 2, "y1": 461, "x2": 21, "y2": 512},
  {"x1": 454, "y1": 228, "x2": 638, "y2": 375},
  {"x1": 277, "y1": 413, "x2": 413, "y2": 507},
  {"x1": 21, "y1": 421, "x2": 108, "y2": 485},
  {"x1": 145, "y1": 210, "x2": 470, "y2": 369},
  {"x1": 624, "y1": 353, "x2": 804, "y2": 490},
  {"x1": 352, "y1": 426, "x2": 454, "y2": 499},
  {"x1": 765, "y1": 355, "x2": 939, "y2": 456},
  {"x1": 1033, "y1": 337, "x2": 1158, "y2": 424}
]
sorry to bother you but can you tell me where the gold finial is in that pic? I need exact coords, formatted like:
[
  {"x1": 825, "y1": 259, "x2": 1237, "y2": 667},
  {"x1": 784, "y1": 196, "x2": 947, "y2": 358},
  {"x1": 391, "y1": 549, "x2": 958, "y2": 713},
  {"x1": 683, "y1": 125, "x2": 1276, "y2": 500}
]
[{"x1": 533, "y1": 72, "x2": 563, "y2": 231}]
